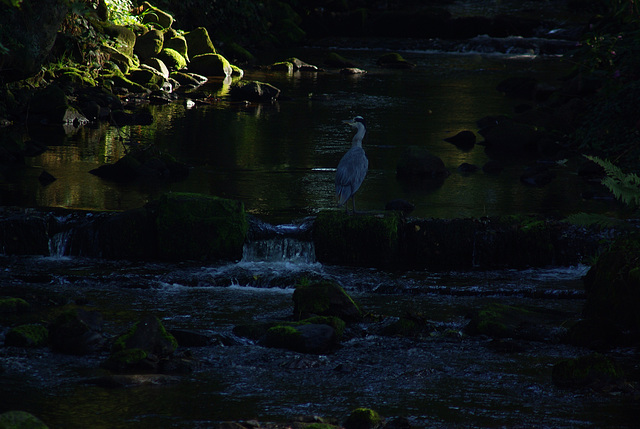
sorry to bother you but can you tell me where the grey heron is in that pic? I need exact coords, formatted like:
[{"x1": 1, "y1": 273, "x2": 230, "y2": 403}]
[{"x1": 335, "y1": 116, "x2": 368, "y2": 213}]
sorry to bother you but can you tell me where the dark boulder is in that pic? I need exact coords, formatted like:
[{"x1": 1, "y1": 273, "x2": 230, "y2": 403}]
[
  {"x1": 396, "y1": 146, "x2": 449, "y2": 180},
  {"x1": 376, "y1": 53, "x2": 415, "y2": 69},
  {"x1": 5, "y1": 324, "x2": 48, "y2": 348},
  {"x1": 261, "y1": 323, "x2": 338, "y2": 354},
  {"x1": 134, "y1": 29, "x2": 164, "y2": 61},
  {"x1": 229, "y1": 81, "x2": 281, "y2": 102},
  {"x1": 184, "y1": 27, "x2": 216, "y2": 57},
  {"x1": 48, "y1": 308, "x2": 104, "y2": 355},
  {"x1": 292, "y1": 279, "x2": 362, "y2": 322},
  {"x1": 552, "y1": 353, "x2": 624, "y2": 389},
  {"x1": 0, "y1": 212, "x2": 49, "y2": 255},
  {"x1": 444, "y1": 130, "x2": 476, "y2": 150}
]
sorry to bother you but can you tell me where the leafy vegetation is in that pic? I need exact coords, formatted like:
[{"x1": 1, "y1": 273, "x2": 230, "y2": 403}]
[{"x1": 585, "y1": 155, "x2": 640, "y2": 207}]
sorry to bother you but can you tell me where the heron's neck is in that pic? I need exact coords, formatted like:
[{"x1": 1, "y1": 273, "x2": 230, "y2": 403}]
[{"x1": 351, "y1": 124, "x2": 366, "y2": 147}]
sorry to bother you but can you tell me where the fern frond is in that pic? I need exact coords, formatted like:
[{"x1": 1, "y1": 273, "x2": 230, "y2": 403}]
[{"x1": 584, "y1": 155, "x2": 640, "y2": 207}]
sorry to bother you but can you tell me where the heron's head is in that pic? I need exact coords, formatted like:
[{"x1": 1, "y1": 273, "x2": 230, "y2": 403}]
[{"x1": 343, "y1": 116, "x2": 366, "y2": 129}]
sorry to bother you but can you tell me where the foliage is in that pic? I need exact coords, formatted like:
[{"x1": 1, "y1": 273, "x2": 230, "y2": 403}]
[
  {"x1": 105, "y1": 0, "x2": 140, "y2": 26},
  {"x1": 585, "y1": 155, "x2": 640, "y2": 206},
  {"x1": 569, "y1": 0, "x2": 640, "y2": 82}
]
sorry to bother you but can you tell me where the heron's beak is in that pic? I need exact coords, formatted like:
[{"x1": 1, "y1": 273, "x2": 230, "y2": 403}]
[{"x1": 342, "y1": 119, "x2": 354, "y2": 125}]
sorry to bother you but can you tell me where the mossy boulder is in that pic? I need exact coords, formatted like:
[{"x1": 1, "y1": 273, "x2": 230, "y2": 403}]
[
  {"x1": 154, "y1": 192, "x2": 248, "y2": 261},
  {"x1": 163, "y1": 35, "x2": 189, "y2": 61},
  {"x1": 184, "y1": 27, "x2": 216, "y2": 57},
  {"x1": 141, "y1": 1, "x2": 174, "y2": 29},
  {"x1": 48, "y1": 308, "x2": 104, "y2": 355},
  {"x1": 324, "y1": 52, "x2": 357, "y2": 68},
  {"x1": 5, "y1": 324, "x2": 48, "y2": 347},
  {"x1": 103, "y1": 24, "x2": 136, "y2": 57},
  {"x1": 157, "y1": 48, "x2": 187, "y2": 71},
  {"x1": 344, "y1": 408, "x2": 383, "y2": 429},
  {"x1": 170, "y1": 71, "x2": 208, "y2": 87},
  {"x1": 0, "y1": 297, "x2": 30, "y2": 313},
  {"x1": 465, "y1": 302, "x2": 566, "y2": 342},
  {"x1": 103, "y1": 45, "x2": 137, "y2": 74},
  {"x1": 292, "y1": 279, "x2": 362, "y2": 322},
  {"x1": 141, "y1": 58, "x2": 170, "y2": 79},
  {"x1": 260, "y1": 319, "x2": 340, "y2": 354},
  {"x1": 270, "y1": 61, "x2": 294, "y2": 73},
  {"x1": 552, "y1": 353, "x2": 623, "y2": 388},
  {"x1": 127, "y1": 68, "x2": 165, "y2": 90},
  {"x1": 134, "y1": 29, "x2": 164, "y2": 60},
  {"x1": 112, "y1": 315, "x2": 177, "y2": 356},
  {"x1": 313, "y1": 211, "x2": 400, "y2": 268},
  {"x1": 0, "y1": 411, "x2": 49, "y2": 429},
  {"x1": 581, "y1": 234, "x2": 640, "y2": 342},
  {"x1": 188, "y1": 53, "x2": 232, "y2": 77}
]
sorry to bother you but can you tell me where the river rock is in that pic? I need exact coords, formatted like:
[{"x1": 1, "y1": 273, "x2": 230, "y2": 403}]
[
  {"x1": 444, "y1": 130, "x2": 476, "y2": 149},
  {"x1": 112, "y1": 315, "x2": 177, "y2": 356},
  {"x1": 154, "y1": 192, "x2": 249, "y2": 261},
  {"x1": 229, "y1": 81, "x2": 281, "y2": 102},
  {"x1": 188, "y1": 53, "x2": 232, "y2": 77},
  {"x1": 4, "y1": 324, "x2": 49, "y2": 347},
  {"x1": 141, "y1": 1, "x2": 174, "y2": 29},
  {"x1": 0, "y1": 411, "x2": 49, "y2": 429},
  {"x1": 552, "y1": 353, "x2": 624, "y2": 389},
  {"x1": 170, "y1": 71, "x2": 208, "y2": 87},
  {"x1": 164, "y1": 35, "x2": 189, "y2": 61},
  {"x1": 261, "y1": 323, "x2": 338, "y2": 354},
  {"x1": 157, "y1": 48, "x2": 188, "y2": 71},
  {"x1": 396, "y1": 146, "x2": 449, "y2": 180},
  {"x1": 184, "y1": 27, "x2": 216, "y2": 57},
  {"x1": 135, "y1": 29, "x2": 164, "y2": 60},
  {"x1": 142, "y1": 58, "x2": 170, "y2": 79},
  {"x1": 103, "y1": 24, "x2": 136, "y2": 57},
  {"x1": 292, "y1": 279, "x2": 362, "y2": 322},
  {"x1": 344, "y1": 408, "x2": 384, "y2": 429},
  {"x1": 49, "y1": 308, "x2": 104, "y2": 355},
  {"x1": 580, "y1": 234, "x2": 640, "y2": 344}
]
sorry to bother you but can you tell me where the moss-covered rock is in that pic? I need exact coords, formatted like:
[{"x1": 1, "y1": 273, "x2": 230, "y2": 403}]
[
  {"x1": 111, "y1": 315, "x2": 177, "y2": 356},
  {"x1": 134, "y1": 29, "x2": 164, "y2": 60},
  {"x1": 0, "y1": 297, "x2": 30, "y2": 313},
  {"x1": 157, "y1": 48, "x2": 187, "y2": 71},
  {"x1": 127, "y1": 68, "x2": 165, "y2": 90},
  {"x1": 142, "y1": 58, "x2": 170, "y2": 79},
  {"x1": 324, "y1": 52, "x2": 357, "y2": 68},
  {"x1": 48, "y1": 307, "x2": 104, "y2": 355},
  {"x1": 154, "y1": 192, "x2": 248, "y2": 261},
  {"x1": 292, "y1": 279, "x2": 362, "y2": 322},
  {"x1": 396, "y1": 146, "x2": 449, "y2": 181},
  {"x1": 344, "y1": 408, "x2": 383, "y2": 429},
  {"x1": 141, "y1": 2, "x2": 174, "y2": 29},
  {"x1": 261, "y1": 323, "x2": 338, "y2": 354},
  {"x1": 270, "y1": 61, "x2": 294, "y2": 73},
  {"x1": 188, "y1": 53, "x2": 232, "y2": 77},
  {"x1": 229, "y1": 81, "x2": 280, "y2": 102},
  {"x1": 581, "y1": 234, "x2": 640, "y2": 343},
  {"x1": 313, "y1": 211, "x2": 400, "y2": 268},
  {"x1": 184, "y1": 27, "x2": 216, "y2": 57},
  {"x1": 552, "y1": 353, "x2": 623, "y2": 388},
  {"x1": 163, "y1": 35, "x2": 189, "y2": 61},
  {"x1": 5, "y1": 324, "x2": 48, "y2": 347},
  {"x1": 103, "y1": 24, "x2": 136, "y2": 57},
  {"x1": 0, "y1": 411, "x2": 49, "y2": 429}
]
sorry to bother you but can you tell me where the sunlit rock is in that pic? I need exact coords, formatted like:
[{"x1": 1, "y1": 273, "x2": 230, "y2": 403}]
[{"x1": 188, "y1": 53, "x2": 232, "y2": 77}]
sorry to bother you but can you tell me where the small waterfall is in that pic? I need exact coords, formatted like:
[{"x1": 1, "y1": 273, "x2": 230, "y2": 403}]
[
  {"x1": 48, "y1": 229, "x2": 74, "y2": 257},
  {"x1": 241, "y1": 217, "x2": 316, "y2": 264}
]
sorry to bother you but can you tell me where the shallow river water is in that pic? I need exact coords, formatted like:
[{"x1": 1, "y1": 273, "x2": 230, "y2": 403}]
[{"x1": 1, "y1": 36, "x2": 637, "y2": 428}]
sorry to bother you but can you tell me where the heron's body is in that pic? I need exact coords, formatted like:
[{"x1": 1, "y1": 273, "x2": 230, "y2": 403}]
[{"x1": 335, "y1": 116, "x2": 368, "y2": 213}]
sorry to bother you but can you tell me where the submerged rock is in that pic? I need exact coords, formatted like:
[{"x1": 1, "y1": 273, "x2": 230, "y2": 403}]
[
  {"x1": 48, "y1": 308, "x2": 104, "y2": 355},
  {"x1": 0, "y1": 411, "x2": 49, "y2": 429},
  {"x1": 344, "y1": 408, "x2": 384, "y2": 429},
  {"x1": 293, "y1": 279, "x2": 362, "y2": 322},
  {"x1": 396, "y1": 146, "x2": 450, "y2": 181},
  {"x1": 229, "y1": 81, "x2": 281, "y2": 102},
  {"x1": 376, "y1": 52, "x2": 415, "y2": 69},
  {"x1": 261, "y1": 323, "x2": 338, "y2": 354}
]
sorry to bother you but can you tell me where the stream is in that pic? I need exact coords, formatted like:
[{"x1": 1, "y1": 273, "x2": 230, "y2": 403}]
[{"x1": 1, "y1": 20, "x2": 637, "y2": 429}]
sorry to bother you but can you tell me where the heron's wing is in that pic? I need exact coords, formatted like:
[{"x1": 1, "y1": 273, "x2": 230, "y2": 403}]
[{"x1": 335, "y1": 148, "x2": 369, "y2": 205}]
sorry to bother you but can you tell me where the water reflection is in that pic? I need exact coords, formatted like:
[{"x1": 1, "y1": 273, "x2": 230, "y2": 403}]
[{"x1": 15, "y1": 51, "x2": 617, "y2": 221}]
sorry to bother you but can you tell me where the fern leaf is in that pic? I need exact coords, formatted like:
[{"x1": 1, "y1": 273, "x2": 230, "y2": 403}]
[{"x1": 584, "y1": 155, "x2": 640, "y2": 207}]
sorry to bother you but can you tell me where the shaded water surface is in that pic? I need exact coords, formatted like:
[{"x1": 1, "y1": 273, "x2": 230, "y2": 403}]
[
  {"x1": 1, "y1": 250, "x2": 638, "y2": 428},
  {"x1": 14, "y1": 49, "x2": 618, "y2": 223}
]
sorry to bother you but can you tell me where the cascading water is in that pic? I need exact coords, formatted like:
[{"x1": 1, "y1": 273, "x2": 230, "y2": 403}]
[{"x1": 241, "y1": 217, "x2": 316, "y2": 264}]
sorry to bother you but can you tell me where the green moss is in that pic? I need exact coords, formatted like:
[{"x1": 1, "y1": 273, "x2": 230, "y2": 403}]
[
  {"x1": 314, "y1": 211, "x2": 400, "y2": 267},
  {"x1": 109, "y1": 347, "x2": 148, "y2": 365},
  {"x1": 306, "y1": 424, "x2": 337, "y2": 429},
  {"x1": 0, "y1": 297, "x2": 30, "y2": 313},
  {"x1": 270, "y1": 61, "x2": 294, "y2": 73},
  {"x1": 293, "y1": 279, "x2": 362, "y2": 321},
  {"x1": 0, "y1": 411, "x2": 49, "y2": 429},
  {"x1": 286, "y1": 316, "x2": 346, "y2": 340},
  {"x1": 344, "y1": 408, "x2": 383, "y2": 429},
  {"x1": 112, "y1": 316, "x2": 178, "y2": 354},
  {"x1": 264, "y1": 325, "x2": 304, "y2": 350},
  {"x1": 466, "y1": 303, "x2": 533, "y2": 338},
  {"x1": 552, "y1": 353, "x2": 623, "y2": 388},
  {"x1": 157, "y1": 48, "x2": 187, "y2": 70},
  {"x1": 5, "y1": 324, "x2": 48, "y2": 347},
  {"x1": 155, "y1": 192, "x2": 248, "y2": 261},
  {"x1": 324, "y1": 52, "x2": 357, "y2": 68}
]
